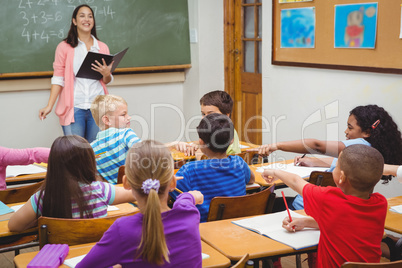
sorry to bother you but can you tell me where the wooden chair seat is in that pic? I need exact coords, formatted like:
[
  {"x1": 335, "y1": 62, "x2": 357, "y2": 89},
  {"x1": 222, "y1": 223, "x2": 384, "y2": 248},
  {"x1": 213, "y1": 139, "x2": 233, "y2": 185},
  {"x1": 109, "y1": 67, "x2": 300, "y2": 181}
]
[
  {"x1": 341, "y1": 260, "x2": 402, "y2": 268},
  {"x1": 207, "y1": 185, "x2": 275, "y2": 222},
  {"x1": 38, "y1": 211, "x2": 138, "y2": 248},
  {"x1": 0, "y1": 181, "x2": 44, "y2": 204}
]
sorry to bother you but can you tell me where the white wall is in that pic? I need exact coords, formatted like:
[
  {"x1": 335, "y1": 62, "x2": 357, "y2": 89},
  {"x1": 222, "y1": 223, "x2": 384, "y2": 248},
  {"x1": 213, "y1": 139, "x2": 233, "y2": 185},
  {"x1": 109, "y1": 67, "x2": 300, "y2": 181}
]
[
  {"x1": 0, "y1": 0, "x2": 224, "y2": 148},
  {"x1": 262, "y1": 2, "x2": 402, "y2": 197}
]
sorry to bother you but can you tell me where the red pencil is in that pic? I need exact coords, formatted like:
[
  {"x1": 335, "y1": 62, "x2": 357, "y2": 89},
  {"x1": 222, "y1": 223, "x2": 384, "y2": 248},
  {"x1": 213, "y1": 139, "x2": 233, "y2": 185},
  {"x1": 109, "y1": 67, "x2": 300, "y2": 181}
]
[{"x1": 281, "y1": 191, "x2": 294, "y2": 230}]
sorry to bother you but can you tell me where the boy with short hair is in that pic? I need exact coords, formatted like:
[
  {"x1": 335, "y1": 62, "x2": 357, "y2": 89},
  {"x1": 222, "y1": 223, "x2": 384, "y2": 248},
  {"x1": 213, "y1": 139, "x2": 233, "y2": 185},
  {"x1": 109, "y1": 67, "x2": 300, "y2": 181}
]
[
  {"x1": 170, "y1": 113, "x2": 255, "y2": 222},
  {"x1": 90, "y1": 95, "x2": 141, "y2": 184},
  {"x1": 174, "y1": 90, "x2": 241, "y2": 156},
  {"x1": 263, "y1": 144, "x2": 387, "y2": 267}
]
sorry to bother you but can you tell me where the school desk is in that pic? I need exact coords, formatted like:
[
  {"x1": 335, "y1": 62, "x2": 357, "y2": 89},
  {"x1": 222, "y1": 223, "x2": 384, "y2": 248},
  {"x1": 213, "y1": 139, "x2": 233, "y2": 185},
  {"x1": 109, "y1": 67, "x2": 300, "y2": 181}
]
[
  {"x1": 6, "y1": 172, "x2": 46, "y2": 186},
  {"x1": 0, "y1": 203, "x2": 138, "y2": 253},
  {"x1": 385, "y1": 196, "x2": 402, "y2": 234},
  {"x1": 199, "y1": 215, "x2": 316, "y2": 263},
  {"x1": 13, "y1": 240, "x2": 231, "y2": 268},
  {"x1": 249, "y1": 159, "x2": 295, "y2": 187}
]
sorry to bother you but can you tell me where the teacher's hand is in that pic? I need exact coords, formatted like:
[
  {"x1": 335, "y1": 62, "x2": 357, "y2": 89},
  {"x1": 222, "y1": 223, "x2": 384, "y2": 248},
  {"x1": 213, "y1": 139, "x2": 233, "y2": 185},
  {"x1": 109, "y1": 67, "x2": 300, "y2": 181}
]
[
  {"x1": 39, "y1": 106, "x2": 52, "y2": 120},
  {"x1": 92, "y1": 58, "x2": 113, "y2": 78}
]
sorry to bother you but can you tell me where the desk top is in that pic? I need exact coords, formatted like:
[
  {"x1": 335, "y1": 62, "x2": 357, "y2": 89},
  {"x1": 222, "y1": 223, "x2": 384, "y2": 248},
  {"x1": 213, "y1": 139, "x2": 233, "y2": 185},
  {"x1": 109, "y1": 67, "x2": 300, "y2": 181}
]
[
  {"x1": 385, "y1": 196, "x2": 402, "y2": 234},
  {"x1": 14, "y1": 241, "x2": 231, "y2": 268},
  {"x1": 200, "y1": 215, "x2": 316, "y2": 261},
  {"x1": 0, "y1": 203, "x2": 138, "y2": 239},
  {"x1": 250, "y1": 159, "x2": 294, "y2": 187}
]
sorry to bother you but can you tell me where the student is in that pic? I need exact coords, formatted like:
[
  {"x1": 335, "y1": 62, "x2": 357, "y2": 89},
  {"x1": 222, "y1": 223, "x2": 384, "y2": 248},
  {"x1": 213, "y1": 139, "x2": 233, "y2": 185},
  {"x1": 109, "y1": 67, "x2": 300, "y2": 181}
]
[
  {"x1": 90, "y1": 94, "x2": 141, "y2": 184},
  {"x1": 76, "y1": 140, "x2": 204, "y2": 267},
  {"x1": 263, "y1": 145, "x2": 388, "y2": 267},
  {"x1": 8, "y1": 135, "x2": 135, "y2": 232},
  {"x1": 39, "y1": 4, "x2": 113, "y2": 143},
  {"x1": 0, "y1": 146, "x2": 50, "y2": 190},
  {"x1": 174, "y1": 90, "x2": 241, "y2": 156},
  {"x1": 170, "y1": 113, "x2": 255, "y2": 222},
  {"x1": 258, "y1": 104, "x2": 402, "y2": 209}
]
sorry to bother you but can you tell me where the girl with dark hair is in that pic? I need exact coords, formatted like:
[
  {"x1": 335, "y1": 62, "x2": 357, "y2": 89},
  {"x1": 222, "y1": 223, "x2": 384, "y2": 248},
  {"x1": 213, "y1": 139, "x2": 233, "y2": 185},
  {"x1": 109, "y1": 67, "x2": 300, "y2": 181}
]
[
  {"x1": 8, "y1": 135, "x2": 134, "y2": 232},
  {"x1": 39, "y1": 4, "x2": 113, "y2": 143}
]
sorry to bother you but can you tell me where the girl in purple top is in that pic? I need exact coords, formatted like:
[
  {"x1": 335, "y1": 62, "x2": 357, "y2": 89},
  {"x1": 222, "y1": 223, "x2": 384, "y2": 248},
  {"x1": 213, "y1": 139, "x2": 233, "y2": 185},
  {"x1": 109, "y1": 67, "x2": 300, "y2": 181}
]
[
  {"x1": 8, "y1": 135, "x2": 134, "y2": 232},
  {"x1": 77, "y1": 140, "x2": 204, "y2": 268}
]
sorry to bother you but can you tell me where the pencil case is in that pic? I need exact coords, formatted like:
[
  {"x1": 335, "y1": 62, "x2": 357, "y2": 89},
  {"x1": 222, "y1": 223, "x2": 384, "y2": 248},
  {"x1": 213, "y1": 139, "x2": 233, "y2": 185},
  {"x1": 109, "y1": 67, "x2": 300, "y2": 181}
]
[{"x1": 27, "y1": 244, "x2": 69, "y2": 268}]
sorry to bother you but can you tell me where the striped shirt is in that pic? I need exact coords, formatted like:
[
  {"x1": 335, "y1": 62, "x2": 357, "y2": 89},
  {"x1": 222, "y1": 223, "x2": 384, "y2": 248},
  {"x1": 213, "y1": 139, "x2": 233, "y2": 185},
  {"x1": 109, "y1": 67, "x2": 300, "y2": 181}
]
[
  {"x1": 171, "y1": 155, "x2": 251, "y2": 222},
  {"x1": 91, "y1": 128, "x2": 141, "y2": 184},
  {"x1": 31, "y1": 181, "x2": 115, "y2": 218}
]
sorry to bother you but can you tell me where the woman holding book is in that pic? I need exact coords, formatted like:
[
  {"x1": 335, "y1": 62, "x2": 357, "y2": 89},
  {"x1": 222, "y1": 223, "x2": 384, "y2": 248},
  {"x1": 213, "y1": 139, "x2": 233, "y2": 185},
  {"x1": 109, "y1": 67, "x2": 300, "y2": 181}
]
[{"x1": 38, "y1": 4, "x2": 113, "y2": 143}]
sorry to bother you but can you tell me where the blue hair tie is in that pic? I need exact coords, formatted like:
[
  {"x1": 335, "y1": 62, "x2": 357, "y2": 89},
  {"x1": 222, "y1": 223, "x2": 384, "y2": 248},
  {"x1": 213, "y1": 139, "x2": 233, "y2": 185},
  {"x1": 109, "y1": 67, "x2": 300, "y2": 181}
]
[{"x1": 141, "y1": 179, "x2": 160, "y2": 194}]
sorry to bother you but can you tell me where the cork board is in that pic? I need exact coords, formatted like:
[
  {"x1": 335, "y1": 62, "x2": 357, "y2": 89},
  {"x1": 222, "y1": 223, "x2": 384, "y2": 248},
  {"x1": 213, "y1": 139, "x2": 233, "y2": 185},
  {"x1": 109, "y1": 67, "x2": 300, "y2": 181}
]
[{"x1": 272, "y1": 0, "x2": 402, "y2": 74}]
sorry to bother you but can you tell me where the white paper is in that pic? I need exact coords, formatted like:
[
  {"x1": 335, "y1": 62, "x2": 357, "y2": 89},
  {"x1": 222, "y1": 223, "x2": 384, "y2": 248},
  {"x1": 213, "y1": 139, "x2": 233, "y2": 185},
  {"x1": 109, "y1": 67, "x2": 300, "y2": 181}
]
[
  {"x1": 232, "y1": 210, "x2": 320, "y2": 250},
  {"x1": 202, "y1": 253, "x2": 210, "y2": 260},
  {"x1": 10, "y1": 204, "x2": 24, "y2": 212},
  {"x1": 107, "y1": 205, "x2": 119, "y2": 212},
  {"x1": 6, "y1": 164, "x2": 46, "y2": 178},
  {"x1": 390, "y1": 204, "x2": 402, "y2": 214},
  {"x1": 256, "y1": 163, "x2": 328, "y2": 178},
  {"x1": 64, "y1": 255, "x2": 86, "y2": 268}
]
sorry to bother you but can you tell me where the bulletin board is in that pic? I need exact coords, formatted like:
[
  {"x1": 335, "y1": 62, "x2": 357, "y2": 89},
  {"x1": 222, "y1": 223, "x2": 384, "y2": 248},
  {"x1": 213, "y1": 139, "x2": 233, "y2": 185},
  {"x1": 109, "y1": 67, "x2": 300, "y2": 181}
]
[{"x1": 272, "y1": 0, "x2": 402, "y2": 74}]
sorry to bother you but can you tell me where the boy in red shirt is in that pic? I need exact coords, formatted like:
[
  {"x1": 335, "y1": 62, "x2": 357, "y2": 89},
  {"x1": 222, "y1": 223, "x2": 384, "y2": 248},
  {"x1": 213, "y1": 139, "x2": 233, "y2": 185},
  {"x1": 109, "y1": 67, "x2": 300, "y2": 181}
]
[{"x1": 262, "y1": 144, "x2": 387, "y2": 268}]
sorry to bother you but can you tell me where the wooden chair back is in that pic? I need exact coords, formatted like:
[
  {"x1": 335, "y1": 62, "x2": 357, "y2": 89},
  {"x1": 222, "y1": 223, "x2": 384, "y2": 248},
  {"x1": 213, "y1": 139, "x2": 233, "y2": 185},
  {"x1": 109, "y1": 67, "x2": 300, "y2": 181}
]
[
  {"x1": 38, "y1": 211, "x2": 138, "y2": 248},
  {"x1": 341, "y1": 260, "x2": 402, "y2": 268},
  {"x1": 207, "y1": 185, "x2": 276, "y2": 222},
  {"x1": 0, "y1": 181, "x2": 44, "y2": 204},
  {"x1": 309, "y1": 171, "x2": 336, "y2": 187},
  {"x1": 117, "y1": 165, "x2": 125, "y2": 184},
  {"x1": 231, "y1": 253, "x2": 250, "y2": 268}
]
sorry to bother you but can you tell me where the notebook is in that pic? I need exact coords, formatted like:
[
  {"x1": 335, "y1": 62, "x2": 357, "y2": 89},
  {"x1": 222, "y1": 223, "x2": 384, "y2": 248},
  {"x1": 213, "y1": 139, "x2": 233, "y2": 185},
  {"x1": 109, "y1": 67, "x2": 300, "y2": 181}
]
[
  {"x1": 6, "y1": 164, "x2": 46, "y2": 178},
  {"x1": 232, "y1": 210, "x2": 320, "y2": 250},
  {"x1": 256, "y1": 163, "x2": 328, "y2": 178}
]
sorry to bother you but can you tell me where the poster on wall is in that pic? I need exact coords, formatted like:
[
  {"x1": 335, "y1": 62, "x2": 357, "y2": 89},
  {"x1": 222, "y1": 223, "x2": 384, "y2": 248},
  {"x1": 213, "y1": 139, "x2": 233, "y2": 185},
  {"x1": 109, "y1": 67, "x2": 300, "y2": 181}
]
[
  {"x1": 334, "y1": 3, "x2": 378, "y2": 49},
  {"x1": 280, "y1": 7, "x2": 315, "y2": 48},
  {"x1": 279, "y1": 0, "x2": 313, "y2": 3}
]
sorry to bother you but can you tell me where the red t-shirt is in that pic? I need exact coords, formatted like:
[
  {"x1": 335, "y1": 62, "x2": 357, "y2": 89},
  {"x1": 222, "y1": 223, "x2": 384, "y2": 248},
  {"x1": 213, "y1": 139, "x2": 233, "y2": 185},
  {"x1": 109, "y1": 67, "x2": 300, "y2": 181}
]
[{"x1": 303, "y1": 184, "x2": 387, "y2": 268}]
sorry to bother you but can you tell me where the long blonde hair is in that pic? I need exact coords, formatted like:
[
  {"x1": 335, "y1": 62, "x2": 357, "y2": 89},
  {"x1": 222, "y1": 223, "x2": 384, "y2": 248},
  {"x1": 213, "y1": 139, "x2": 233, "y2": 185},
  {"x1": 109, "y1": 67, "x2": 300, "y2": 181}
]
[{"x1": 125, "y1": 140, "x2": 173, "y2": 265}]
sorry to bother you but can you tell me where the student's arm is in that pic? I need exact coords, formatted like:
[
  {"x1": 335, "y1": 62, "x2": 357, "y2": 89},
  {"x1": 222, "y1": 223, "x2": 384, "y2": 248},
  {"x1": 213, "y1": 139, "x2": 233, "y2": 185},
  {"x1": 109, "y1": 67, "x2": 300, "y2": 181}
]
[
  {"x1": 282, "y1": 216, "x2": 318, "y2": 232},
  {"x1": 165, "y1": 141, "x2": 199, "y2": 156},
  {"x1": 8, "y1": 201, "x2": 38, "y2": 232},
  {"x1": 111, "y1": 186, "x2": 136, "y2": 205},
  {"x1": 294, "y1": 156, "x2": 333, "y2": 168},
  {"x1": 247, "y1": 169, "x2": 256, "y2": 184},
  {"x1": 262, "y1": 169, "x2": 308, "y2": 196},
  {"x1": 188, "y1": 190, "x2": 204, "y2": 205},
  {"x1": 39, "y1": 84, "x2": 62, "y2": 120},
  {"x1": 258, "y1": 139, "x2": 344, "y2": 158},
  {"x1": 2, "y1": 147, "x2": 50, "y2": 166},
  {"x1": 383, "y1": 164, "x2": 399, "y2": 176}
]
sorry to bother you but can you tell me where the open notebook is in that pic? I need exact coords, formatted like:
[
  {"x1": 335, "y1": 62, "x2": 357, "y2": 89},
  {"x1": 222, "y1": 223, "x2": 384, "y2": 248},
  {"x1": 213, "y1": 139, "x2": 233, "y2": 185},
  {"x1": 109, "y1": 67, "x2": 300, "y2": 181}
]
[
  {"x1": 6, "y1": 164, "x2": 46, "y2": 178},
  {"x1": 256, "y1": 163, "x2": 328, "y2": 178},
  {"x1": 232, "y1": 210, "x2": 320, "y2": 250}
]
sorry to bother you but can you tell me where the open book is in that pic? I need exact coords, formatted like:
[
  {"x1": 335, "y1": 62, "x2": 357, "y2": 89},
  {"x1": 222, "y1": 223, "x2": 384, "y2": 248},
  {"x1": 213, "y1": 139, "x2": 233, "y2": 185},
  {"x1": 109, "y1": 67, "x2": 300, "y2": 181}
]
[
  {"x1": 232, "y1": 210, "x2": 320, "y2": 250},
  {"x1": 6, "y1": 164, "x2": 46, "y2": 178},
  {"x1": 256, "y1": 163, "x2": 328, "y2": 178},
  {"x1": 76, "y1": 47, "x2": 129, "y2": 80}
]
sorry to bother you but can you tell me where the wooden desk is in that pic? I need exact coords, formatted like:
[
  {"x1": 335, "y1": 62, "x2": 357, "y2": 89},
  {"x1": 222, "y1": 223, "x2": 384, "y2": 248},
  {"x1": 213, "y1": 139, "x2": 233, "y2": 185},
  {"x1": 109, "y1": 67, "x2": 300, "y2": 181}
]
[
  {"x1": 6, "y1": 172, "x2": 46, "y2": 186},
  {"x1": 200, "y1": 216, "x2": 316, "y2": 262},
  {"x1": 14, "y1": 240, "x2": 231, "y2": 268},
  {"x1": 385, "y1": 196, "x2": 402, "y2": 234},
  {"x1": 250, "y1": 159, "x2": 294, "y2": 187}
]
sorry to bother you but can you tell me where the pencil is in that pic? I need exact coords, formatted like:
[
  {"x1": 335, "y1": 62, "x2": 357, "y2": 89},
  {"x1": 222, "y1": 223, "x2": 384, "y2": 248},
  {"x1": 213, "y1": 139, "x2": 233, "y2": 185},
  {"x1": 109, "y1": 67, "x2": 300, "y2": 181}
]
[
  {"x1": 174, "y1": 188, "x2": 183, "y2": 194},
  {"x1": 282, "y1": 191, "x2": 295, "y2": 231},
  {"x1": 95, "y1": 151, "x2": 107, "y2": 157},
  {"x1": 295, "y1": 154, "x2": 306, "y2": 166}
]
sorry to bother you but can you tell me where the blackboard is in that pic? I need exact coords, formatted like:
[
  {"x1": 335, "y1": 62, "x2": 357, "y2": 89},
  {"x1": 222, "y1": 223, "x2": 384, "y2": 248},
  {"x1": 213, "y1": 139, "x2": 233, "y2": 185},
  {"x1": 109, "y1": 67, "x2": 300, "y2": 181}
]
[
  {"x1": 272, "y1": 0, "x2": 402, "y2": 74},
  {"x1": 0, "y1": 0, "x2": 191, "y2": 79}
]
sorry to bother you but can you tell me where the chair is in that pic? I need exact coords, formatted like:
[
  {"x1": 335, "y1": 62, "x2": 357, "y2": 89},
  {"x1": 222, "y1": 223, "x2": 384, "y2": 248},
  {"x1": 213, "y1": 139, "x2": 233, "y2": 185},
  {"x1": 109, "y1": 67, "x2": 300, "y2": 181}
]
[
  {"x1": 38, "y1": 211, "x2": 138, "y2": 248},
  {"x1": 117, "y1": 165, "x2": 125, "y2": 184},
  {"x1": 231, "y1": 253, "x2": 250, "y2": 268},
  {"x1": 0, "y1": 181, "x2": 44, "y2": 204},
  {"x1": 341, "y1": 260, "x2": 402, "y2": 268},
  {"x1": 207, "y1": 185, "x2": 276, "y2": 222},
  {"x1": 308, "y1": 171, "x2": 336, "y2": 187}
]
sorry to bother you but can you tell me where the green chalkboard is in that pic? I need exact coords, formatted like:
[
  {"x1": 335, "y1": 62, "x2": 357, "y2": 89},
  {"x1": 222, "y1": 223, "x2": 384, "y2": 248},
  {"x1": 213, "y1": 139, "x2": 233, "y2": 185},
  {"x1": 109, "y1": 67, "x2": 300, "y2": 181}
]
[{"x1": 0, "y1": 0, "x2": 191, "y2": 78}]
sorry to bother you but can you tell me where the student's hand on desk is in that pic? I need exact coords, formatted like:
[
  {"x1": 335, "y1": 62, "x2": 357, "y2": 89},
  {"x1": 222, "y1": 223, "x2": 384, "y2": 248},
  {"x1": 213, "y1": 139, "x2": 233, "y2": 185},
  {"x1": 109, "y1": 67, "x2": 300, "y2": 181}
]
[
  {"x1": 282, "y1": 217, "x2": 306, "y2": 232},
  {"x1": 175, "y1": 142, "x2": 199, "y2": 156},
  {"x1": 188, "y1": 190, "x2": 204, "y2": 205},
  {"x1": 294, "y1": 156, "x2": 315, "y2": 167},
  {"x1": 261, "y1": 169, "x2": 278, "y2": 184}
]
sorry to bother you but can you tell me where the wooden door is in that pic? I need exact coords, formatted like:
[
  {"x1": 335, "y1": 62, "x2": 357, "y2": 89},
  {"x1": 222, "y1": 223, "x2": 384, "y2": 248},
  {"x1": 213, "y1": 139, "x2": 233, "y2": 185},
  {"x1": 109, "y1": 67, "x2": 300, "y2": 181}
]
[{"x1": 224, "y1": 0, "x2": 262, "y2": 145}]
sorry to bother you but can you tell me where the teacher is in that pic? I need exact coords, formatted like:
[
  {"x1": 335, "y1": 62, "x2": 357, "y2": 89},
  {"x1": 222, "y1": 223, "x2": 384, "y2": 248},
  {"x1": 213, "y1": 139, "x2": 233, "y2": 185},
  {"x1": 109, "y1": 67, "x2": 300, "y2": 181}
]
[{"x1": 39, "y1": 4, "x2": 113, "y2": 143}]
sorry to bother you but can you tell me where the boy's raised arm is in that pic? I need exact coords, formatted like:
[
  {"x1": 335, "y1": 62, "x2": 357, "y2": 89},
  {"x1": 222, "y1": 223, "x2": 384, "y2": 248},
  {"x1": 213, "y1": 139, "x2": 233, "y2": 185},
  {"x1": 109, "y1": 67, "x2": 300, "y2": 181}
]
[{"x1": 261, "y1": 169, "x2": 308, "y2": 196}]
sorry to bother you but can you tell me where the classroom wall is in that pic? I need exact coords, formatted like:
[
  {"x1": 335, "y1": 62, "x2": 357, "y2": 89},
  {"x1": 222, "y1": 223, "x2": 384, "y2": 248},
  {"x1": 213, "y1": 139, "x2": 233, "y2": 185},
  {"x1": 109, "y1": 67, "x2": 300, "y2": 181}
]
[
  {"x1": 262, "y1": 3, "x2": 402, "y2": 197},
  {"x1": 0, "y1": 0, "x2": 224, "y2": 148}
]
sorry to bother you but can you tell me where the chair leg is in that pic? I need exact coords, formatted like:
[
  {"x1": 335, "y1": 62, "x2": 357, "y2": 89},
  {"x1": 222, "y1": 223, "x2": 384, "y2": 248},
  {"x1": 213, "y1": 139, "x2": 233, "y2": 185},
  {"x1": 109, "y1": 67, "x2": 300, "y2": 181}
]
[{"x1": 296, "y1": 254, "x2": 302, "y2": 268}]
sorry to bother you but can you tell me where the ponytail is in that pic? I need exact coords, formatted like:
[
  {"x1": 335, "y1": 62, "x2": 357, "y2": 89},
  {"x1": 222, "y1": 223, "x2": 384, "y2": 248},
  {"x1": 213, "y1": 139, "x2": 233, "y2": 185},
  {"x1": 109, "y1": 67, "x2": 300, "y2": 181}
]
[{"x1": 137, "y1": 189, "x2": 169, "y2": 265}]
